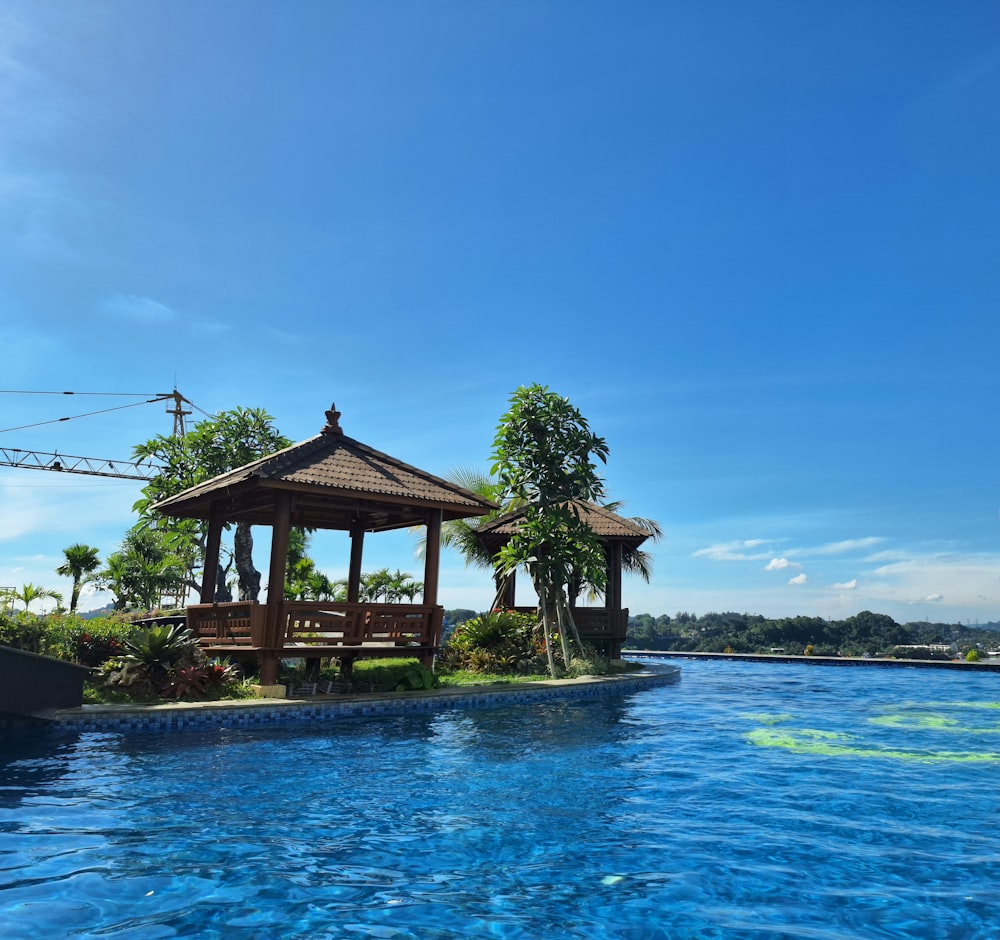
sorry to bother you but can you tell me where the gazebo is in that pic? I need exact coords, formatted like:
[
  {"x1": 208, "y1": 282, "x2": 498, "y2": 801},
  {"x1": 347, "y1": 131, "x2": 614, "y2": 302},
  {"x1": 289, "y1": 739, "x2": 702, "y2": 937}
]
[
  {"x1": 474, "y1": 501, "x2": 652, "y2": 659},
  {"x1": 153, "y1": 404, "x2": 496, "y2": 689}
]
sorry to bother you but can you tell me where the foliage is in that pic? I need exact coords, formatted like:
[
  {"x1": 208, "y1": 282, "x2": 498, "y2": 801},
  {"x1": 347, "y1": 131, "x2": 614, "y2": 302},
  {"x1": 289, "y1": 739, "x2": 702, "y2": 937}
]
[
  {"x1": 441, "y1": 609, "x2": 541, "y2": 675},
  {"x1": 0, "y1": 610, "x2": 134, "y2": 662},
  {"x1": 132, "y1": 406, "x2": 291, "y2": 602},
  {"x1": 284, "y1": 528, "x2": 343, "y2": 600},
  {"x1": 56, "y1": 544, "x2": 102, "y2": 613},
  {"x1": 491, "y1": 384, "x2": 609, "y2": 675},
  {"x1": 357, "y1": 568, "x2": 423, "y2": 603},
  {"x1": 96, "y1": 528, "x2": 188, "y2": 611},
  {"x1": 626, "y1": 609, "x2": 996, "y2": 659},
  {"x1": 348, "y1": 658, "x2": 439, "y2": 693},
  {"x1": 1, "y1": 582, "x2": 63, "y2": 613},
  {"x1": 93, "y1": 625, "x2": 243, "y2": 702}
]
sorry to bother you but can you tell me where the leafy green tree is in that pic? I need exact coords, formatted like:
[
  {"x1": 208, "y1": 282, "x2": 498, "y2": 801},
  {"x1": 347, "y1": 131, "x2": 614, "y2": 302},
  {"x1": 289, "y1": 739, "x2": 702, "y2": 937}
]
[
  {"x1": 132, "y1": 406, "x2": 290, "y2": 601},
  {"x1": 56, "y1": 543, "x2": 101, "y2": 613},
  {"x1": 96, "y1": 529, "x2": 187, "y2": 611},
  {"x1": 2, "y1": 582, "x2": 63, "y2": 613},
  {"x1": 491, "y1": 384, "x2": 609, "y2": 676}
]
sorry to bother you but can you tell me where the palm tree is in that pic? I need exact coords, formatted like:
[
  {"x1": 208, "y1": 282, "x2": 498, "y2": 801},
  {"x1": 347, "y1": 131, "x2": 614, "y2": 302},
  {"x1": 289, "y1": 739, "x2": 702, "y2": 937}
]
[
  {"x1": 412, "y1": 466, "x2": 514, "y2": 599},
  {"x1": 56, "y1": 543, "x2": 102, "y2": 613},
  {"x1": 5, "y1": 582, "x2": 63, "y2": 613}
]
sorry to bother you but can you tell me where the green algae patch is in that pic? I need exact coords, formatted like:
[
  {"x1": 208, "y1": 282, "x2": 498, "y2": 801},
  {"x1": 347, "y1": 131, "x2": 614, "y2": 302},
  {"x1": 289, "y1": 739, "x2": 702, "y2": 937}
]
[
  {"x1": 868, "y1": 702, "x2": 1000, "y2": 734},
  {"x1": 741, "y1": 712, "x2": 795, "y2": 725},
  {"x1": 748, "y1": 727, "x2": 1000, "y2": 763},
  {"x1": 869, "y1": 713, "x2": 963, "y2": 730}
]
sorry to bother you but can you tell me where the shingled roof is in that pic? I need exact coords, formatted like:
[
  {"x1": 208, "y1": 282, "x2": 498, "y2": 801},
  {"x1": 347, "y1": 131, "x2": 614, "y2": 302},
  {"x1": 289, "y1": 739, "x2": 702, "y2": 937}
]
[
  {"x1": 153, "y1": 404, "x2": 497, "y2": 532},
  {"x1": 475, "y1": 500, "x2": 651, "y2": 554}
]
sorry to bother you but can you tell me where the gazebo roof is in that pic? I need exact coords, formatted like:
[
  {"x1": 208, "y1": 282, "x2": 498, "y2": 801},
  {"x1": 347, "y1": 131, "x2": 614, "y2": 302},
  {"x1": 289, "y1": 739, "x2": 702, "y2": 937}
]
[
  {"x1": 153, "y1": 404, "x2": 497, "y2": 532},
  {"x1": 475, "y1": 501, "x2": 652, "y2": 553}
]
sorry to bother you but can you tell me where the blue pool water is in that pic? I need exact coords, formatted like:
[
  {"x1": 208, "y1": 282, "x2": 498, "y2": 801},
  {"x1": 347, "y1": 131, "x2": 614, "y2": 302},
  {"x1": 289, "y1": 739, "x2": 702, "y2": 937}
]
[{"x1": 3, "y1": 660, "x2": 1000, "y2": 939}]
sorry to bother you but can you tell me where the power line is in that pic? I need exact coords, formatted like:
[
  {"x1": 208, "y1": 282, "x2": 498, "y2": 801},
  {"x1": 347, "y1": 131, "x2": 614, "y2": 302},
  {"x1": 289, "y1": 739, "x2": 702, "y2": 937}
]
[
  {"x1": 0, "y1": 397, "x2": 169, "y2": 434},
  {"x1": 0, "y1": 390, "x2": 165, "y2": 397}
]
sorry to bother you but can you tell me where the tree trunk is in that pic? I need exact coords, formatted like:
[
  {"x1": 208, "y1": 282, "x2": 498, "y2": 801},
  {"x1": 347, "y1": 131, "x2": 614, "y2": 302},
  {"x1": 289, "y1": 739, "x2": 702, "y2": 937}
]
[
  {"x1": 234, "y1": 522, "x2": 261, "y2": 601},
  {"x1": 215, "y1": 562, "x2": 233, "y2": 603},
  {"x1": 539, "y1": 593, "x2": 558, "y2": 677},
  {"x1": 558, "y1": 594, "x2": 586, "y2": 662}
]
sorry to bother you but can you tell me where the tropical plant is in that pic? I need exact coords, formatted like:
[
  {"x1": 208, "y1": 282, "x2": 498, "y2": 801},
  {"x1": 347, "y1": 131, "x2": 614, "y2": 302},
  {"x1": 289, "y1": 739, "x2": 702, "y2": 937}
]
[
  {"x1": 56, "y1": 543, "x2": 101, "y2": 613},
  {"x1": 358, "y1": 568, "x2": 423, "y2": 603},
  {"x1": 132, "y1": 406, "x2": 291, "y2": 602},
  {"x1": 1, "y1": 582, "x2": 63, "y2": 613},
  {"x1": 442, "y1": 609, "x2": 539, "y2": 674},
  {"x1": 283, "y1": 528, "x2": 343, "y2": 600},
  {"x1": 491, "y1": 384, "x2": 609, "y2": 676},
  {"x1": 96, "y1": 528, "x2": 188, "y2": 610}
]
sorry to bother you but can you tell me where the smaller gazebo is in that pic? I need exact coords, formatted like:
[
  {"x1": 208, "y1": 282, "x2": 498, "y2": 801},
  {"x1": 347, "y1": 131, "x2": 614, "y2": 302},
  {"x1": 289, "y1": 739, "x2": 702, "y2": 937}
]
[
  {"x1": 153, "y1": 404, "x2": 496, "y2": 688},
  {"x1": 475, "y1": 501, "x2": 652, "y2": 659}
]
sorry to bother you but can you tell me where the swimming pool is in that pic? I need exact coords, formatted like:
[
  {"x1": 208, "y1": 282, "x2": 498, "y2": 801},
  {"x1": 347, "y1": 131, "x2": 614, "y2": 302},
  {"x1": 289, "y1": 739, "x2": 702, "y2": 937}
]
[{"x1": 3, "y1": 659, "x2": 1000, "y2": 938}]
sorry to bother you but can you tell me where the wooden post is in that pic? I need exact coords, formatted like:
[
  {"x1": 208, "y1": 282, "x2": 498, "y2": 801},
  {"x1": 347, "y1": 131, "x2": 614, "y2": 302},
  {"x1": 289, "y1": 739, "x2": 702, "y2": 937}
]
[
  {"x1": 608, "y1": 542, "x2": 623, "y2": 612},
  {"x1": 608, "y1": 541, "x2": 624, "y2": 658},
  {"x1": 423, "y1": 509, "x2": 442, "y2": 607},
  {"x1": 260, "y1": 490, "x2": 292, "y2": 686},
  {"x1": 199, "y1": 508, "x2": 224, "y2": 603},
  {"x1": 348, "y1": 523, "x2": 364, "y2": 603}
]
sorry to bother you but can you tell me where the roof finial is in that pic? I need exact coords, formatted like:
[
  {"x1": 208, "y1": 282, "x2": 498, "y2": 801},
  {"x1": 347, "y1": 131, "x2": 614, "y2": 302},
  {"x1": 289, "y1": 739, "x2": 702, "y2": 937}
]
[{"x1": 322, "y1": 403, "x2": 343, "y2": 435}]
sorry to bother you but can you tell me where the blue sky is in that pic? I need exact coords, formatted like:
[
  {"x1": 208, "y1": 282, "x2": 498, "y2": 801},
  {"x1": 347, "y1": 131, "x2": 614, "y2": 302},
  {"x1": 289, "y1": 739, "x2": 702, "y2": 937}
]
[{"x1": 1, "y1": 1, "x2": 998, "y2": 623}]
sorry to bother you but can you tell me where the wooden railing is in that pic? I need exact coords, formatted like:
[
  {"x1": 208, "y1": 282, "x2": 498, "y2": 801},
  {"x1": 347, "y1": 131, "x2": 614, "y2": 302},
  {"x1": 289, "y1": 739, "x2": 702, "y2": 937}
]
[
  {"x1": 282, "y1": 602, "x2": 441, "y2": 651},
  {"x1": 186, "y1": 601, "x2": 442, "y2": 655},
  {"x1": 187, "y1": 601, "x2": 266, "y2": 648},
  {"x1": 510, "y1": 606, "x2": 629, "y2": 641}
]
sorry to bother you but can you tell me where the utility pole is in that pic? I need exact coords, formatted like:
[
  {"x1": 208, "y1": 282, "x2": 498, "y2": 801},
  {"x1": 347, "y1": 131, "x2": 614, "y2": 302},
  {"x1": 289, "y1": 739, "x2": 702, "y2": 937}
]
[{"x1": 166, "y1": 389, "x2": 192, "y2": 438}]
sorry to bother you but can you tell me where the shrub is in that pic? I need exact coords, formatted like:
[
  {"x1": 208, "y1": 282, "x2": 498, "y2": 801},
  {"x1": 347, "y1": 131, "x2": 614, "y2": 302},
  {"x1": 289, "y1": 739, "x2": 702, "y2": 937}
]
[
  {"x1": 442, "y1": 609, "x2": 539, "y2": 675},
  {"x1": 0, "y1": 611, "x2": 135, "y2": 666},
  {"x1": 350, "y1": 658, "x2": 438, "y2": 693}
]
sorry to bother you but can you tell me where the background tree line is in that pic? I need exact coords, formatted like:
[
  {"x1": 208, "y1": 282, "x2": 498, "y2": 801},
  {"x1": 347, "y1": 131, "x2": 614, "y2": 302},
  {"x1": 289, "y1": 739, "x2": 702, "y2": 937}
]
[{"x1": 626, "y1": 610, "x2": 1000, "y2": 659}]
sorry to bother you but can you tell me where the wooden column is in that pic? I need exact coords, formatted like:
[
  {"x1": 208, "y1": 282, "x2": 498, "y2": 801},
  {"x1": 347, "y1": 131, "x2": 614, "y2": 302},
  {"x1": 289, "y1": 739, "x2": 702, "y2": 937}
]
[
  {"x1": 608, "y1": 542, "x2": 623, "y2": 612},
  {"x1": 499, "y1": 570, "x2": 516, "y2": 609},
  {"x1": 347, "y1": 523, "x2": 364, "y2": 603},
  {"x1": 199, "y1": 508, "x2": 224, "y2": 603},
  {"x1": 423, "y1": 509, "x2": 442, "y2": 607},
  {"x1": 260, "y1": 491, "x2": 292, "y2": 686},
  {"x1": 608, "y1": 541, "x2": 624, "y2": 658}
]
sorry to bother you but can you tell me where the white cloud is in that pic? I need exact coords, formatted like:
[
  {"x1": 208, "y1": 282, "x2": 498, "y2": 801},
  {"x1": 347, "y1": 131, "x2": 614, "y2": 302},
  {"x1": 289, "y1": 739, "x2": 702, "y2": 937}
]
[
  {"x1": 693, "y1": 539, "x2": 770, "y2": 562},
  {"x1": 765, "y1": 557, "x2": 798, "y2": 571},
  {"x1": 924, "y1": 593, "x2": 944, "y2": 603},
  {"x1": 806, "y1": 537, "x2": 883, "y2": 556},
  {"x1": 831, "y1": 579, "x2": 857, "y2": 590},
  {"x1": 789, "y1": 573, "x2": 808, "y2": 585},
  {"x1": 101, "y1": 293, "x2": 175, "y2": 322}
]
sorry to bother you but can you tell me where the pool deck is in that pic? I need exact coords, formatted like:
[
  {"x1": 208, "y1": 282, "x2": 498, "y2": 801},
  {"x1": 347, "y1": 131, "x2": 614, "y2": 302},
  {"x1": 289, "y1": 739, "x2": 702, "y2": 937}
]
[{"x1": 4, "y1": 666, "x2": 681, "y2": 735}]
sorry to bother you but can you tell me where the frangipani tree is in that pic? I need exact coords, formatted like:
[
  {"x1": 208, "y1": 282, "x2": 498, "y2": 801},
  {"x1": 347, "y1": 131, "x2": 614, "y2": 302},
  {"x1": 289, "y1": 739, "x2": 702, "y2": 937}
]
[
  {"x1": 491, "y1": 384, "x2": 609, "y2": 676},
  {"x1": 132, "y1": 407, "x2": 291, "y2": 602}
]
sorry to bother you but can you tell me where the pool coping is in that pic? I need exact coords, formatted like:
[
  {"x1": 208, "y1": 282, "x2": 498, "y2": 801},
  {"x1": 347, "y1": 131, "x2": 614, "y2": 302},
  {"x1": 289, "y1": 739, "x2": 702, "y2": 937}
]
[{"x1": 7, "y1": 666, "x2": 681, "y2": 735}]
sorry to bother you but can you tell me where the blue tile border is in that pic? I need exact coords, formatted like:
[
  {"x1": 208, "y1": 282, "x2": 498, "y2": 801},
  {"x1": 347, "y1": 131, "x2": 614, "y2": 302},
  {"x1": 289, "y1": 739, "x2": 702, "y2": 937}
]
[{"x1": 9, "y1": 667, "x2": 680, "y2": 735}]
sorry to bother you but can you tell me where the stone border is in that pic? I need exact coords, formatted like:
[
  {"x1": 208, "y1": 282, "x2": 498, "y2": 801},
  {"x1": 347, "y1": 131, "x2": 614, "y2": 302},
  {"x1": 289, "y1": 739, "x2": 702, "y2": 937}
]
[{"x1": 5, "y1": 667, "x2": 680, "y2": 735}]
